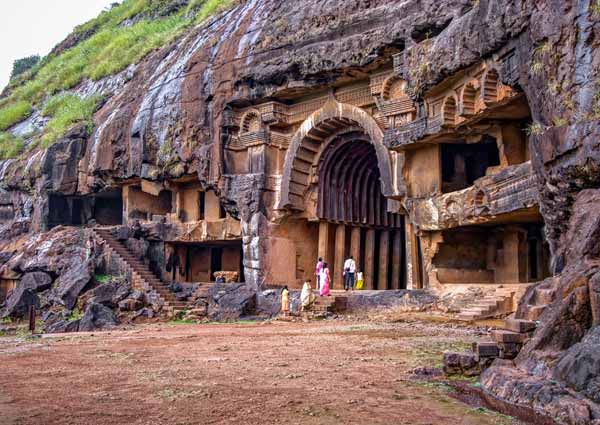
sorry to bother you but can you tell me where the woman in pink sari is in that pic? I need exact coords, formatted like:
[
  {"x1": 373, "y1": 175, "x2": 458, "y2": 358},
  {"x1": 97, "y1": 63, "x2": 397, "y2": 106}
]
[{"x1": 319, "y1": 262, "x2": 331, "y2": 296}]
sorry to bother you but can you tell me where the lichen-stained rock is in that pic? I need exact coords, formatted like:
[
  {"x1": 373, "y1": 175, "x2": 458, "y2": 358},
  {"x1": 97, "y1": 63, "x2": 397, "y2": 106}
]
[
  {"x1": 1, "y1": 227, "x2": 88, "y2": 277},
  {"x1": 44, "y1": 314, "x2": 81, "y2": 334},
  {"x1": 0, "y1": 0, "x2": 597, "y2": 421},
  {"x1": 208, "y1": 282, "x2": 256, "y2": 321},
  {"x1": 20, "y1": 272, "x2": 53, "y2": 292},
  {"x1": 554, "y1": 325, "x2": 600, "y2": 405},
  {"x1": 53, "y1": 260, "x2": 93, "y2": 310},
  {"x1": 0, "y1": 288, "x2": 39, "y2": 319}
]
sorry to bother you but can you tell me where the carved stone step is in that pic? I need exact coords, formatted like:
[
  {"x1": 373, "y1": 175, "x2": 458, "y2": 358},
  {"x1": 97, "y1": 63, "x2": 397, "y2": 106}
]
[
  {"x1": 504, "y1": 319, "x2": 537, "y2": 333},
  {"x1": 491, "y1": 330, "x2": 528, "y2": 344},
  {"x1": 526, "y1": 304, "x2": 547, "y2": 321},
  {"x1": 473, "y1": 341, "x2": 500, "y2": 358}
]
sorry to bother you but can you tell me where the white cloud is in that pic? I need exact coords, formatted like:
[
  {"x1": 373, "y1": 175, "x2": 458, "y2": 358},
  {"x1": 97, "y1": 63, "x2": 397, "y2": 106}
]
[{"x1": 0, "y1": 0, "x2": 120, "y2": 90}]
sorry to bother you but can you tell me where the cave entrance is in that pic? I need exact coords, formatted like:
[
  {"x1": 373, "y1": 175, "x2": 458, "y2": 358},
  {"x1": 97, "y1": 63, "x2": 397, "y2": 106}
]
[
  {"x1": 431, "y1": 221, "x2": 551, "y2": 286},
  {"x1": 441, "y1": 136, "x2": 500, "y2": 193},
  {"x1": 316, "y1": 136, "x2": 405, "y2": 290},
  {"x1": 125, "y1": 185, "x2": 172, "y2": 222},
  {"x1": 166, "y1": 240, "x2": 244, "y2": 284},
  {"x1": 47, "y1": 188, "x2": 123, "y2": 229}
]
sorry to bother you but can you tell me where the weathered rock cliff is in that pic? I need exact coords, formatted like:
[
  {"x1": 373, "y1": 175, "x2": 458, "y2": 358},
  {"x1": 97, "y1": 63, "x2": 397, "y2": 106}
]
[{"x1": 0, "y1": 0, "x2": 599, "y2": 422}]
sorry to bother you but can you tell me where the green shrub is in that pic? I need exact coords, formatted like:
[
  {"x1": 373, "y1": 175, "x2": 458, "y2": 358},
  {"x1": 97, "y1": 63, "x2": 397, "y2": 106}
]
[
  {"x1": 68, "y1": 307, "x2": 83, "y2": 321},
  {"x1": 94, "y1": 274, "x2": 111, "y2": 284},
  {"x1": 0, "y1": 132, "x2": 25, "y2": 159},
  {"x1": 10, "y1": 55, "x2": 41, "y2": 81},
  {"x1": 0, "y1": 101, "x2": 32, "y2": 131},
  {"x1": 41, "y1": 94, "x2": 102, "y2": 147}
]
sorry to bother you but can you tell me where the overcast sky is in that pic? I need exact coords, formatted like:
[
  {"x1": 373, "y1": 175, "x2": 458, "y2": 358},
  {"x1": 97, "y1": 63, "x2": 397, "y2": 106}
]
[{"x1": 0, "y1": 0, "x2": 119, "y2": 90}]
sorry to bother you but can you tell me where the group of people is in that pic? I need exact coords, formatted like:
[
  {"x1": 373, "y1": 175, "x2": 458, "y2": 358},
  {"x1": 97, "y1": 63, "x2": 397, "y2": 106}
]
[
  {"x1": 315, "y1": 255, "x2": 364, "y2": 296},
  {"x1": 280, "y1": 255, "x2": 365, "y2": 315}
]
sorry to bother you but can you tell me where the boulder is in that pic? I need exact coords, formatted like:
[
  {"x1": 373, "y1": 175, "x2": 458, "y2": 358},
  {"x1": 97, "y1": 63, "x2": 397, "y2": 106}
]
[
  {"x1": 0, "y1": 271, "x2": 52, "y2": 318},
  {"x1": 21, "y1": 272, "x2": 52, "y2": 291},
  {"x1": 118, "y1": 290, "x2": 145, "y2": 311},
  {"x1": 45, "y1": 318, "x2": 80, "y2": 333},
  {"x1": 1, "y1": 288, "x2": 38, "y2": 318},
  {"x1": 79, "y1": 302, "x2": 119, "y2": 331},
  {"x1": 53, "y1": 260, "x2": 92, "y2": 310},
  {"x1": 554, "y1": 326, "x2": 600, "y2": 404},
  {"x1": 80, "y1": 283, "x2": 118, "y2": 308},
  {"x1": 443, "y1": 351, "x2": 481, "y2": 376},
  {"x1": 208, "y1": 282, "x2": 256, "y2": 321},
  {"x1": 255, "y1": 289, "x2": 282, "y2": 317},
  {"x1": 113, "y1": 280, "x2": 132, "y2": 304}
]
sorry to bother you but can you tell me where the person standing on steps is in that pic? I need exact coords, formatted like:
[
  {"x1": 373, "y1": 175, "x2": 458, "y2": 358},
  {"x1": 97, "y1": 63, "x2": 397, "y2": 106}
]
[
  {"x1": 343, "y1": 255, "x2": 356, "y2": 291},
  {"x1": 301, "y1": 279, "x2": 316, "y2": 311},
  {"x1": 355, "y1": 269, "x2": 364, "y2": 290},
  {"x1": 281, "y1": 285, "x2": 290, "y2": 317},
  {"x1": 320, "y1": 263, "x2": 331, "y2": 296},
  {"x1": 315, "y1": 257, "x2": 324, "y2": 292}
]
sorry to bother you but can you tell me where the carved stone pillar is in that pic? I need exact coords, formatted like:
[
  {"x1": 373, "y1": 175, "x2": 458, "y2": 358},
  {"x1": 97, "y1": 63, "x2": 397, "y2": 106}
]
[
  {"x1": 378, "y1": 230, "x2": 390, "y2": 290},
  {"x1": 364, "y1": 229, "x2": 376, "y2": 290},
  {"x1": 391, "y1": 230, "x2": 403, "y2": 289},
  {"x1": 350, "y1": 226, "x2": 361, "y2": 267},
  {"x1": 318, "y1": 221, "x2": 331, "y2": 264},
  {"x1": 405, "y1": 222, "x2": 421, "y2": 289},
  {"x1": 334, "y1": 224, "x2": 346, "y2": 289}
]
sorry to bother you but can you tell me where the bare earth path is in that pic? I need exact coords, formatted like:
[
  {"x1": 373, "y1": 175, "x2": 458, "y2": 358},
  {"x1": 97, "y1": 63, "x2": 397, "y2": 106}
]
[{"x1": 0, "y1": 318, "x2": 521, "y2": 425}]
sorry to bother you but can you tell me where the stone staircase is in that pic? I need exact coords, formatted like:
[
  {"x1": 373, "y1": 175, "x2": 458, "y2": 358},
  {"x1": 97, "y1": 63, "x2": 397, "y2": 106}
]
[
  {"x1": 521, "y1": 285, "x2": 555, "y2": 321},
  {"x1": 93, "y1": 227, "x2": 197, "y2": 317},
  {"x1": 457, "y1": 286, "x2": 524, "y2": 321},
  {"x1": 444, "y1": 318, "x2": 538, "y2": 376},
  {"x1": 306, "y1": 293, "x2": 348, "y2": 317}
]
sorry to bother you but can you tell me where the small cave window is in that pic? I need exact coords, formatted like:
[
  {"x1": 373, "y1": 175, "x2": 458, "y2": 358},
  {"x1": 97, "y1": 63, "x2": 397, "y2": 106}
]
[{"x1": 441, "y1": 136, "x2": 500, "y2": 193}]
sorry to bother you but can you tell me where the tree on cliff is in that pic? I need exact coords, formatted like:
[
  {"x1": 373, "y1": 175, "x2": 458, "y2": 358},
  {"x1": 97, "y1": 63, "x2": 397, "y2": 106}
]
[{"x1": 9, "y1": 55, "x2": 40, "y2": 81}]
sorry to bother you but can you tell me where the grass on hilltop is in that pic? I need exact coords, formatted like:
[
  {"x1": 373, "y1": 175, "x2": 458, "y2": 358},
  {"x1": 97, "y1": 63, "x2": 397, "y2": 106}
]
[{"x1": 0, "y1": 0, "x2": 236, "y2": 158}]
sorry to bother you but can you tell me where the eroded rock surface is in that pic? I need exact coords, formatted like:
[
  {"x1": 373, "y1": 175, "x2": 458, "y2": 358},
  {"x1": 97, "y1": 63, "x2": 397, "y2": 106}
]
[{"x1": 0, "y1": 0, "x2": 598, "y2": 422}]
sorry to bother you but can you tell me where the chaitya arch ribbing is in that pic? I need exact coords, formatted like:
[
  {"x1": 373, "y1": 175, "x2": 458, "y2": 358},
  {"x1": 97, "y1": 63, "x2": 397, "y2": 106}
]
[{"x1": 278, "y1": 100, "x2": 395, "y2": 210}]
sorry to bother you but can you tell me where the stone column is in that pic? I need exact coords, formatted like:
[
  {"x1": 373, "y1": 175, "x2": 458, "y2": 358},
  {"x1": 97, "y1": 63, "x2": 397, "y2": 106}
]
[
  {"x1": 318, "y1": 221, "x2": 331, "y2": 263},
  {"x1": 391, "y1": 230, "x2": 403, "y2": 289},
  {"x1": 378, "y1": 230, "x2": 390, "y2": 290},
  {"x1": 350, "y1": 226, "x2": 361, "y2": 266},
  {"x1": 334, "y1": 224, "x2": 346, "y2": 289},
  {"x1": 405, "y1": 223, "x2": 421, "y2": 289},
  {"x1": 364, "y1": 229, "x2": 375, "y2": 290},
  {"x1": 122, "y1": 185, "x2": 131, "y2": 226}
]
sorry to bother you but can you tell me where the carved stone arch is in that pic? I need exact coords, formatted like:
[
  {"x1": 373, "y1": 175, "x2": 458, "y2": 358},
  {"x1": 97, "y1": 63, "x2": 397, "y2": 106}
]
[
  {"x1": 441, "y1": 94, "x2": 458, "y2": 127},
  {"x1": 482, "y1": 68, "x2": 500, "y2": 104},
  {"x1": 278, "y1": 100, "x2": 394, "y2": 210},
  {"x1": 239, "y1": 109, "x2": 261, "y2": 134},
  {"x1": 381, "y1": 76, "x2": 409, "y2": 100},
  {"x1": 460, "y1": 81, "x2": 479, "y2": 116}
]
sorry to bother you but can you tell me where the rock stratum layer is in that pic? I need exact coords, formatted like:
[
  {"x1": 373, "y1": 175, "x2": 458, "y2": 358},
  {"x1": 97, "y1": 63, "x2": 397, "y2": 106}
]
[{"x1": 0, "y1": 0, "x2": 599, "y2": 423}]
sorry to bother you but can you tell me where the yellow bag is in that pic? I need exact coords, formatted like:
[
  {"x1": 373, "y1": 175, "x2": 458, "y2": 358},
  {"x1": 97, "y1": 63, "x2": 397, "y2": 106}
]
[{"x1": 356, "y1": 279, "x2": 364, "y2": 290}]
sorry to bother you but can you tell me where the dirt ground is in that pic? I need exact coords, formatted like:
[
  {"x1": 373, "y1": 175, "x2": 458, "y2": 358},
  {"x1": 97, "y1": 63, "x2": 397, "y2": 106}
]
[{"x1": 0, "y1": 316, "x2": 522, "y2": 425}]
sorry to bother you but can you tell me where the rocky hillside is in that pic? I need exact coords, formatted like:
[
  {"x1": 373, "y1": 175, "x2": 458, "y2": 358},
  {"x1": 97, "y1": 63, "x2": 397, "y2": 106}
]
[{"x1": 0, "y1": 0, "x2": 599, "y2": 423}]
